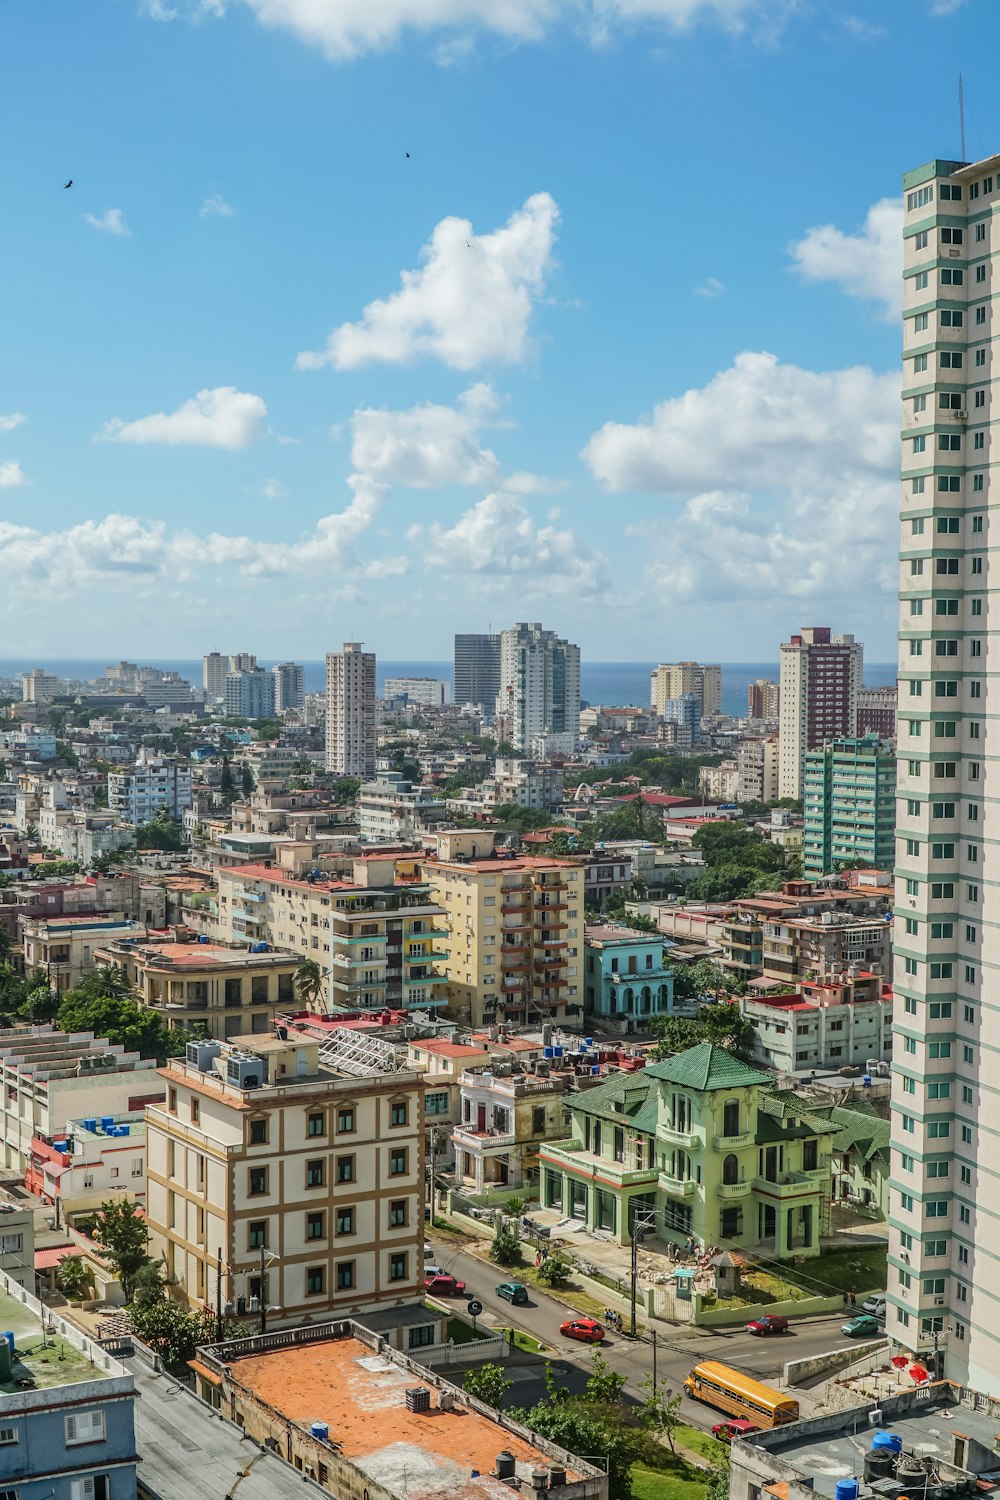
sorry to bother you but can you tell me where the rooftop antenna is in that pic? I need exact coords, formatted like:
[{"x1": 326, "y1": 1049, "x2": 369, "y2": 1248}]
[{"x1": 959, "y1": 71, "x2": 966, "y2": 161}]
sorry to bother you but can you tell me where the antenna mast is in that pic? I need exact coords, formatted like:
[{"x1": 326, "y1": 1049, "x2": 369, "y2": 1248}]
[{"x1": 959, "y1": 72, "x2": 966, "y2": 161}]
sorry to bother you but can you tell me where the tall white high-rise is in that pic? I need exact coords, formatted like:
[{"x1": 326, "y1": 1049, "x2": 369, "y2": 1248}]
[
  {"x1": 202, "y1": 652, "x2": 227, "y2": 702},
  {"x1": 497, "y1": 623, "x2": 580, "y2": 754},
  {"x1": 888, "y1": 151, "x2": 1000, "y2": 1392},
  {"x1": 777, "y1": 627, "x2": 863, "y2": 800},
  {"x1": 272, "y1": 661, "x2": 305, "y2": 712},
  {"x1": 326, "y1": 643, "x2": 375, "y2": 777},
  {"x1": 229, "y1": 653, "x2": 257, "y2": 673}
]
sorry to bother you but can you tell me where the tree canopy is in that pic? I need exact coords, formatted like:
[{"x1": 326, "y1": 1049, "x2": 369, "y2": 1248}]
[
  {"x1": 57, "y1": 969, "x2": 189, "y2": 1064},
  {"x1": 652, "y1": 998, "x2": 755, "y2": 1059}
]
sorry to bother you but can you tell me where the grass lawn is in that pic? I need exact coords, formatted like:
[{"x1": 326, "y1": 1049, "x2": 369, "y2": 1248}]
[
  {"x1": 673, "y1": 1425, "x2": 726, "y2": 1463},
  {"x1": 775, "y1": 1246, "x2": 887, "y2": 1297},
  {"x1": 631, "y1": 1463, "x2": 709, "y2": 1500},
  {"x1": 521, "y1": 1265, "x2": 641, "y2": 1328},
  {"x1": 492, "y1": 1326, "x2": 548, "y2": 1354},
  {"x1": 430, "y1": 1217, "x2": 467, "y2": 1239},
  {"x1": 446, "y1": 1315, "x2": 491, "y2": 1344}
]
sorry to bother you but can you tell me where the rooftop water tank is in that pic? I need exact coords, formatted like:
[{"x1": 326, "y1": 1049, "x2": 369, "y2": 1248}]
[
  {"x1": 82, "y1": 1118, "x2": 97, "y2": 1132},
  {"x1": 311, "y1": 1422, "x2": 329, "y2": 1442},
  {"x1": 496, "y1": 1453, "x2": 517, "y2": 1481},
  {"x1": 872, "y1": 1433, "x2": 902, "y2": 1455},
  {"x1": 836, "y1": 1482, "x2": 859, "y2": 1500}
]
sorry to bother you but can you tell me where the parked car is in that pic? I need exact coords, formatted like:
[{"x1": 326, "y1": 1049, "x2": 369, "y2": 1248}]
[
  {"x1": 712, "y1": 1418, "x2": 759, "y2": 1442},
  {"x1": 745, "y1": 1315, "x2": 789, "y2": 1337},
  {"x1": 842, "y1": 1314, "x2": 880, "y2": 1337},
  {"x1": 560, "y1": 1317, "x2": 606, "y2": 1344},
  {"x1": 425, "y1": 1273, "x2": 467, "y2": 1297},
  {"x1": 495, "y1": 1282, "x2": 530, "y2": 1306},
  {"x1": 862, "y1": 1295, "x2": 886, "y2": 1320},
  {"x1": 424, "y1": 1243, "x2": 437, "y2": 1263}
]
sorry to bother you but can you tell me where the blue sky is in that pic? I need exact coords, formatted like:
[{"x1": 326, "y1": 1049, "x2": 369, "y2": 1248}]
[{"x1": 0, "y1": 0, "x2": 991, "y2": 662}]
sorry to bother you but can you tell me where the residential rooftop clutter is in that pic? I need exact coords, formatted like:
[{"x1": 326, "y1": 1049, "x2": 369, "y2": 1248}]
[{"x1": 191, "y1": 1320, "x2": 607, "y2": 1500}]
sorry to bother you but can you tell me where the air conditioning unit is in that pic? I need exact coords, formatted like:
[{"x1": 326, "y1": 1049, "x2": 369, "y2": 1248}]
[
  {"x1": 869, "y1": 1409, "x2": 883, "y2": 1426},
  {"x1": 934, "y1": 1297, "x2": 945, "y2": 1306},
  {"x1": 956, "y1": 410, "x2": 969, "y2": 422}
]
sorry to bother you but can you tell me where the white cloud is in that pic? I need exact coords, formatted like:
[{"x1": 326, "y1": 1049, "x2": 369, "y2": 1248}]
[
  {"x1": 789, "y1": 196, "x2": 902, "y2": 320},
  {"x1": 694, "y1": 276, "x2": 725, "y2": 298},
  {"x1": 0, "y1": 413, "x2": 25, "y2": 432},
  {"x1": 350, "y1": 384, "x2": 502, "y2": 487},
  {"x1": 189, "y1": 0, "x2": 794, "y2": 60},
  {"x1": 83, "y1": 208, "x2": 130, "y2": 236},
  {"x1": 258, "y1": 479, "x2": 288, "y2": 499},
  {"x1": 0, "y1": 475, "x2": 403, "y2": 590},
  {"x1": 0, "y1": 461, "x2": 27, "y2": 490},
  {"x1": 99, "y1": 386, "x2": 268, "y2": 449},
  {"x1": 297, "y1": 192, "x2": 559, "y2": 371},
  {"x1": 420, "y1": 490, "x2": 610, "y2": 594},
  {"x1": 582, "y1": 350, "x2": 898, "y2": 494},
  {"x1": 200, "y1": 192, "x2": 235, "y2": 218}
]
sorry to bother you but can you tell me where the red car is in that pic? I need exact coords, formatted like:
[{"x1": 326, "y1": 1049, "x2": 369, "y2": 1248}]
[
  {"x1": 424, "y1": 1273, "x2": 467, "y2": 1297},
  {"x1": 745, "y1": 1315, "x2": 789, "y2": 1336},
  {"x1": 559, "y1": 1317, "x2": 606, "y2": 1344},
  {"x1": 712, "y1": 1418, "x2": 758, "y2": 1443}
]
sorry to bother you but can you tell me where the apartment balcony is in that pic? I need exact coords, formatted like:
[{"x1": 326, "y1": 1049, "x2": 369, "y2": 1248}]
[
  {"x1": 659, "y1": 1173, "x2": 697, "y2": 1198},
  {"x1": 535, "y1": 900, "x2": 568, "y2": 912},
  {"x1": 233, "y1": 889, "x2": 265, "y2": 903},
  {"x1": 658, "y1": 1127, "x2": 697, "y2": 1149},
  {"x1": 716, "y1": 1180, "x2": 752, "y2": 1200},
  {"x1": 502, "y1": 899, "x2": 532, "y2": 914},
  {"x1": 752, "y1": 1171, "x2": 826, "y2": 1199},
  {"x1": 712, "y1": 1132, "x2": 754, "y2": 1152},
  {"x1": 404, "y1": 950, "x2": 449, "y2": 963},
  {"x1": 453, "y1": 1126, "x2": 517, "y2": 1152}
]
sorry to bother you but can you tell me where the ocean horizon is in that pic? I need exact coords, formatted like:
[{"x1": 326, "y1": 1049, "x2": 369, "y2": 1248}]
[{"x1": 0, "y1": 658, "x2": 897, "y2": 720}]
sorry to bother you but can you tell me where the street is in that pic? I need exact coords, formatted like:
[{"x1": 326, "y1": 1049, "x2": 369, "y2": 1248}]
[{"x1": 427, "y1": 1237, "x2": 865, "y2": 1429}]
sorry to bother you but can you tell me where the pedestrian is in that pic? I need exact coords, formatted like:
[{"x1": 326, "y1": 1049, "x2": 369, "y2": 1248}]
[
  {"x1": 843, "y1": 1292, "x2": 849, "y2": 1311},
  {"x1": 850, "y1": 1289, "x2": 857, "y2": 1308},
  {"x1": 508, "y1": 1327, "x2": 515, "y2": 1351}
]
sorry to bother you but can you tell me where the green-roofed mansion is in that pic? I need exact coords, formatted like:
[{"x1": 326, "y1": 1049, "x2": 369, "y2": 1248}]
[{"x1": 538, "y1": 1043, "x2": 836, "y2": 1256}]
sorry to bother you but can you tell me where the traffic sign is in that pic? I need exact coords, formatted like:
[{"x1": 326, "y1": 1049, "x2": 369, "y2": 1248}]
[{"x1": 467, "y1": 1298, "x2": 483, "y2": 1318}]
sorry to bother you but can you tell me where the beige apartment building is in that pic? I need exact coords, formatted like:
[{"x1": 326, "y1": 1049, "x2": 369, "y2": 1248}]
[
  {"x1": 737, "y1": 735, "x2": 780, "y2": 803},
  {"x1": 145, "y1": 1034, "x2": 425, "y2": 1324},
  {"x1": 427, "y1": 855, "x2": 585, "y2": 1028},
  {"x1": 650, "y1": 661, "x2": 721, "y2": 719},
  {"x1": 325, "y1": 642, "x2": 375, "y2": 778},
  {"x1": 216, "y1": 856, "x2": 448, "y2": 1013},
  {"x1": 94, "y1": 935, "x2": 298, "y2": 1040},
  {"x1": 21, "y1": 913, "x2": 143, "y2": 992}
]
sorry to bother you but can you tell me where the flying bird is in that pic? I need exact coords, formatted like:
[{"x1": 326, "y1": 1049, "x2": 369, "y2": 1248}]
[
  {"x1": 63, "y1": 179, "x2": 73, "y2": 189},
  {"x1": 405, "y1": 152, "x2": 410, "y2": 159}
]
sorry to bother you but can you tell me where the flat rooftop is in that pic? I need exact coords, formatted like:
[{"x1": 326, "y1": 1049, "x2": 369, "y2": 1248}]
[
  {"x1": 0, "y1": 1286, "x2": 106, "y2": 1393},
  {"x1": 754, "y1": 1392, "x2": 1000, "y2": 1500},
  {"x1": 221, "y1": 1333, "x2": 586, "y2": 1498},
  {"x1": 102, "y1": 940, "x2": 296, "y2": 970}
]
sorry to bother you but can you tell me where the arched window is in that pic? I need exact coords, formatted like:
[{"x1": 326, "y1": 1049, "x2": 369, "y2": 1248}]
[{"x1": 722, "y1": 1153, "x2": 740, "y2": 1185}]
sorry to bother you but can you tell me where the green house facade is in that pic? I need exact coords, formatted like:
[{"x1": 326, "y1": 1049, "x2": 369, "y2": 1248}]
[{"x1": 539, "y1": 1043, "x2": 835, "y2": 1255}]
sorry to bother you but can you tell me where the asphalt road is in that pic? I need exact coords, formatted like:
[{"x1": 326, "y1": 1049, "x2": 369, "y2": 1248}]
[{"x1": 427, "y1": 1236, "x2": 868, "y2": 1429}]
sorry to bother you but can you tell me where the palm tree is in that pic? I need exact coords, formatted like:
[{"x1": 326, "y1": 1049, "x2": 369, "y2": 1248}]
[
  {"x1": 294, "y1": 958, "x2": 325, "y2": 1010},
  {"x1": 82, "y1": 964, "x2": 135, "y2": 1001}
]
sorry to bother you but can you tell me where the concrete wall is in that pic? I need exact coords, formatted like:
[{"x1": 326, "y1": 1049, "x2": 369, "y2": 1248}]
[
  {"x1": 691, "y1": 1292, "x2": 844, "y2": 1326},
  {"x1": 783, "y1": 1336, "x2": 886, "y2": 1385}
]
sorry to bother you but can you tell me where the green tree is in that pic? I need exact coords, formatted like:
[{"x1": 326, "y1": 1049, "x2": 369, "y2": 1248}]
[
  {"x1": 131, "y1": 1258, "x2": 172, "y2": 1310},
  {"x1": 91, "y1": 847, "x2": 136, "y2": 874},
  {"x1": 668, "y1": 959, "x2": 743, "y2": 1003},
  {"x1": 57, "y1": 989, "x2": 186, "y2": 1065},
  {"x1": 136, "y1": 810, "x2": 185, "y2": 851},
  {"x1": 333, "y1": 777, "x2": 360, "y2": 805},
  {"x1": 241, "y1": 762, "x2": 254, "y2": 797},
  {"x1": 510, "y1": 1403, "x2": 636, "y2": 1500},
  {"x1": 489, "y1": 1228, "x2": 522, "y2": 1267},
  {"x1": 93, "y1": 1199, "x2": 151, "y2": 1301},
  {"x1": 294, "y1": 957, "x2": 325, "y2": 1008},
  {"x1": 652, "y1": 1000, "x2": 755, "y2": 1060},
  {"x1": 21, "y1": 985, "x2": 60, "y2": 1024},
  {"x1": 586, "y1": 1349, "x2": 627, "y2": 1405},
  {"x1": 220, "y1": 755, "x2": 235, "y2": 803},
  {"x1": 463, "y1": 1362, "x2": 512, "y2": 1409},
  {"x1": 0, "y1": 928, "x2": 9, "y2": 964},
  {"x1": 55, "y1": 1254, "x2": 91, "y2": 1301},
  {"x1": 638, "y1": 1377, "x2": 683, "y2": 1455},
  {"x1": 535, "y1": 1254, "x2": 572, "y2": 1288},
  {"x1": 504, "y1": 1194, "x2": 527, "y2": 1222}
]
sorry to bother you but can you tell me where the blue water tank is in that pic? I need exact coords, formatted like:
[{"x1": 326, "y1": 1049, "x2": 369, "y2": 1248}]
[
  {"x1": 584, "y1": 1037, "x2": 593, "y2": 1047},
  {"x1": 836, "y1": 1482, "x2": 859, "y2": 1500},
  {"x1": 101, "y1": 1117, "x2": 114, "y2": 1131},
  {"x1": 311, "y1": 1422, "x2": 329, "y2": 1442},
  {"x1": 863, "y1": 1075, "x2": 872, "y2": 1088},
  {"x1": 198, "y1": 934, "x2": 208, "y2": 943},
  {"x1": 83, "y1": 1118, "x2": 97, "y2": 1132},
  {"x1": 872, "y1": 1433, "x2": 902, "y2": 1455},
  {"x1": 52, "y1": 1139, "x2": 67, "y2": 1152},
  {"x1": 3, "y1": 1332, "x2": 14, "y2": 1357},
  {"x1": 553, "y1": 1046, "x2": 563, "y2": 1058},
  {"x1": 543, "y1": 1047, "x2": 555, "y2": 1059},
  {"x1": 252, "y1": 942, "x2": 268, "y2": 953},
  {"x1": 118, "y1": 1125, "x2": 130, "y2": 1136}
]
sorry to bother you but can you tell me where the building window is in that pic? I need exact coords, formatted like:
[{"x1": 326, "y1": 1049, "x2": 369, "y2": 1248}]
[
  {"x1": 0, "y1": 1428, "x2": 18, "y2": 1447},
  {"x1": 336, "y1": 1206, "x2": 354, "y2": 1236},
  {"x1": 337, "y1": 1108, "x2": 355, "y2": 1134},
  {"x1": 191, "y1": 1099, "x2": 200, "y2": 1124},
  {"x1": 306, "y1": 1160, "x2": 325, "y2": 1188},
  {"x1": 335, "y1": 1262, "x2": 354, "y2": 1291},
  {"x1": 390, "y1": 1253, "x2": 408, "y2": 1282},
  {"x1": 65, "y1": 1411, "x2": 106, "y2": 1445},
  {"x1": 391, "y1": 1102, "x2": 409, "y2": 1128},
  {"x1": 248, "y1": 1167, "x2": 268, "y2": 1196},
  {"x1": 390, "y1": 1148, "x2": 408, "y2": 1176},
  {"x1": 169, "y1": 1088, "x2": 177, "y2": 1114},
  {"x1": 389, "y1": 1199, "x2": 408, "y2": 1228},
  {"x1": 307, "y1": 1266, "x2": 327, "y2": 1296},
  {"x1": 248, "y1": 1221, "x2": 267, "y2": 1250},
  {"x1": 337, "y1": 1155, "x2": 355, "y2": 1184},
  {"x1": 306, "y1": 1211, "x2": 326, "y2": 1241},
  {"x1": 307, "y1": 1112, "x2": 326, "y2": 1137},
  {"x1": 408, "y1": 1325, "x2": 435, "y2": 1349},
  {"x1": 249, "y1": 1118, "x2": 268, "y2": 1145}
]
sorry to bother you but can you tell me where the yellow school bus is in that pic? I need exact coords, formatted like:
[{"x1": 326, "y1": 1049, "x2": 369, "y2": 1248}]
[{"x1": 683, "y1": 1361, "x2": 799, "y2": 1428}]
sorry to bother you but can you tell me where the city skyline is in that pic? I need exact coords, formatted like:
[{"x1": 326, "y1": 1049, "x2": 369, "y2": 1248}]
[{"x1": 2, "y1": 2, "x2": 988, "y2": 658}]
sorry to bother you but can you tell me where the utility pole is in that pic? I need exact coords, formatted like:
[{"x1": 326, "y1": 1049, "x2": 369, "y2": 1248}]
[
  {"x1": 651, "y1": 1327, "x2": 657, "y2": 1393},
  {"x1": 259, "y1": 1245, "x2": 266, "y2": 1335},
  {"x1": 216, "y1": 1248, "x2": 223, "y2": 1342},
  {"x1": 630, "y1": 1209, "x2": 655, "y2": 1338}
]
